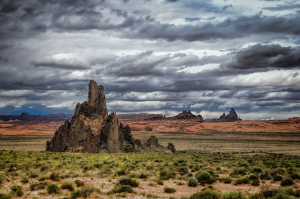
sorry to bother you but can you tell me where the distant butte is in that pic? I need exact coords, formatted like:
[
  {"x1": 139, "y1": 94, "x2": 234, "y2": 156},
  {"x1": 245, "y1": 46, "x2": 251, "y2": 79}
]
[
  {"x1": 218, "y1": 108, "x2": 241, "y2": 122},
  {"x1": 46, "y1": 80, "x2": 175, "y2": 153},
  {"x1": 171, "y1": 110, "x2": 204, "y2": 122}
]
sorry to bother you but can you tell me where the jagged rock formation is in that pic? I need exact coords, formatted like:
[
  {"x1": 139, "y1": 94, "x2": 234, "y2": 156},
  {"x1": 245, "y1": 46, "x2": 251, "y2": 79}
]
[
  {"x1": 171, "y1": 110, "x2": 204, "y2": 122},
  {"x1": 219, "y1": 108, "x2": 240, "y2": 121},
  {"x1": 46, "y1": 80, "x2": 175, "y2": 153}
]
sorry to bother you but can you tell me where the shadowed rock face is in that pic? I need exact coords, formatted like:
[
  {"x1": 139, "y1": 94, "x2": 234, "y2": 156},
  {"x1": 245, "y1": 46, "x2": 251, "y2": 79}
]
[
  {"x1": 46, "y1": 80, "x2": 175, "y2": 153},
  {"x1": 219, "y1": 108, "x2": 240, "y2": 121}
]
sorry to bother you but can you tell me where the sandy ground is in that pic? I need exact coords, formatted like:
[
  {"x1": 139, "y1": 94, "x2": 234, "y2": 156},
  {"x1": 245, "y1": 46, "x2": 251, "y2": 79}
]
[
  {"x1": 121, "y1": 117, "x2": 300, "y2": 133},
  {"x1": 1, "y1": 117, "x2": 300, "y2": 137},
  {"x1": 0, "y1": 118, "x2": 300, "y2": 198},
  {"x1": 0, "y1": 120, "x2": 60, "y2": 136}
]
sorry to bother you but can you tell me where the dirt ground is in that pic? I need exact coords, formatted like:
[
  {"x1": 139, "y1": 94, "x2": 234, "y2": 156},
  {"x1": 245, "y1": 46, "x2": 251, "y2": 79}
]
[
  {"x1": 1, "y1": 118, "x2": 300, "y2": 155},
  {"x1": 0, "y1": 119, "x2": 300, "y2": 198}
]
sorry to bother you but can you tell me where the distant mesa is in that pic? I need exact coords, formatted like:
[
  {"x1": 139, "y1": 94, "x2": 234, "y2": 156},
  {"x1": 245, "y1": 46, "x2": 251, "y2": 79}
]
[
  {"x1": 0, "y1": 112, "x2": 72, "y2": 122},
  {"x1": 218, "y1": 108, "x2": 241, "y2": 122},
  {"x1": 171, "y1": 110, "x2": 204, "y2": 122},
  {"x1": 46, "y1": 80, "x2": 175, "y2": 153}
]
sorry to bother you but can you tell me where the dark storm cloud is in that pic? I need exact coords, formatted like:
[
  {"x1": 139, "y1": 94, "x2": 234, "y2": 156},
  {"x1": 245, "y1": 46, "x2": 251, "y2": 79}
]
[
  {"x1": 32, "y1": 59, "x2": 91, "y2": 70},
  {"x1": 97, "y1": 51, "x2": 230, "y2": 77},
  {"x1": 165, "y1": 0, "x2": 180, "y2": 3},
  {"x1": 195, "y1": 44, "x2": 300, "y2": 78},
  {"x1": 0, "y1": 1, "x2": 19, "y2": 13},
  {"x1": 222, "y1": 4, "x2": 232, "y2": 11},
  {"x1": 293, "y1": 72, "x2": 299, "y2": 77},
  {"x1": 220, "y1": 44, "x2": 300, "y2": 70},
  {"x1": 185, "y1": 17, "x2": 201, "y2": 22},
  {"x1": 123, "y1": 15, "x2": 300, "y2": 42},
  {"x1": 1, "y1": 0, "x2": 300, "y2": 43},
  {"x1": 0, "y1": 0, "x2": 299, "y2": 119}
]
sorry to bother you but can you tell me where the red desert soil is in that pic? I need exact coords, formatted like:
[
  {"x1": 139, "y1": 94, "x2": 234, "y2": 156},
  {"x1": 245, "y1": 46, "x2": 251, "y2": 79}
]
[
  {"x1": 0, "y1": 117, "x2": 300, "y2": 137},
  {"x1": 0, "y1": 120, "x2": 61, "y2": 136},
  {"x1": 120, "y1": 117, "x2": 300, "y2": 134}
]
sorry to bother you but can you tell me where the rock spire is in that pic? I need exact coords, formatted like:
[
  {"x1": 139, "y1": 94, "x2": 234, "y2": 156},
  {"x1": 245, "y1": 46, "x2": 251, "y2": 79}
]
[{"x1": 46, "y1": 80, "x2": 174, "y2": 153}]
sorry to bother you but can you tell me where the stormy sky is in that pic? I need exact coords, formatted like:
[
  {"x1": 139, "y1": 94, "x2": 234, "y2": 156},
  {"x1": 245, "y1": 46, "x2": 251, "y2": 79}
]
[{"x1": 0, "y1": 0, "x2": 300, "y2": 120}]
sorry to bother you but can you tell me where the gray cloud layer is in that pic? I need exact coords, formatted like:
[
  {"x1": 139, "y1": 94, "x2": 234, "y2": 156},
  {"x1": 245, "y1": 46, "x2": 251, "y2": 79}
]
[{"x1": 0, "y1": 0, "x2": 300, "y2": 120}]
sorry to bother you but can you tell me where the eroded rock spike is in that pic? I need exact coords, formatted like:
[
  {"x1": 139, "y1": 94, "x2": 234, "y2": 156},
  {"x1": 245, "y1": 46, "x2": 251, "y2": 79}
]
[{"x1": 46, "y1": 80, "x2": 175, "y2": 153}]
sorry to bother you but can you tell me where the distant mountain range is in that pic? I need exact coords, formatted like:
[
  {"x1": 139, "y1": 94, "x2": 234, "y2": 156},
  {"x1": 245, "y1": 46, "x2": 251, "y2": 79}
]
[
  {"x1": 0, "y1": 108, "x2": 240, "y2": 123},
  {"x1": 0, "y1": 112, "x2": 72, "y2": 122}
]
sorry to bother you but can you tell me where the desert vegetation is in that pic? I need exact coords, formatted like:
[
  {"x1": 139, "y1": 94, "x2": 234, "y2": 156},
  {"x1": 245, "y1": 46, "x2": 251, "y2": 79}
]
[{"x1": 0, "y1": 150, "x2": 299, "y2": 198}]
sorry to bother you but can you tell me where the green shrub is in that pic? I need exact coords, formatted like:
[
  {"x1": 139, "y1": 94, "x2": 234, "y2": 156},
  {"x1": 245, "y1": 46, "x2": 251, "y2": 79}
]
[
  {"x1": 28, "y1": 172, "x2": 38, "y2": 178},
  {"x1": 61, "y1": 182, "x2": 74, "y2": 191},
  {"x1": 75, "y1": 179, "x2": 84, "y2": 187},
  {"x1": 157, "y1": 180, "x2": 164, "y2": 185},
  {"x1": 248, "y1": 193, "x2": 265, "y2": 199},
  {"x1": 30, "y1": 181, "x2": 47, "y2": 191},
  {"x1": 178, "y1": 167, "x2": 189, "y2": 175},
  {"x1": 159, "y1": 169, "x2": 175, "y2": 180},
  {"x1": 280, "y1": 178, "x2": 293, "y2": 186},
  {"x1": 40, "y1": 165, "x2": 49, "y2": 172},
  {"x1": 118, "y1": 177, "x2": 139, "y2": 187},
  {"x1": 279, "y1": 186, "x2": 294, "y2": 196},
  {"x1": 138, "y1": 173, "x2": 148, "y2": 179},
  {"x1": 251, "y1": 179, "x2": 260, "y2": 186},
  {"x1": 294, "y1": 190, "x2": 300, "y2": 197},
  {"x1": 235, "y1": 177, "x2": 250, "y2": 185},
  {"x1": 222, "y1": 190, "x2": 247, "y2": 199},
  {"x1": 273, "y1": 175, "x2": 283, "y2": 181},
  {"x1": 260, "y1": 172, "x2": 271, "y2": 180},
  {"x1": 108, "y1": 185, "x2": 134, "y2": 194},
  {"x1": 187, "y1": 177, "x2": 198, "y2": 187},
  {"x1": 71, "y1": 190, "x2": 81, "y2": 199},
  {"x1": 116, "y1": 168, "x2": 126, "y2": 176},
  {"x1": 190, "y1": 189, "x2": 222, "y2": 199},
  {"x1": 0, "y1": 193, "x2": 12, "y2": 199},
  {"x1": 21, "y1": 176, "x2": 29, "y2": 184},
  {"x1": 260, "y1": 183, "x2": 276, "y2": 198},
  {"x1": 164, "y1": 187, "x2": 176, "y2": 193},
  {"x1": 252, "y1": 167, "x2": 262, "y2": 173},
  {"x1": 130, "y1": 178, "x2": 139, "y2": 187},
  {"x1": 272, "y1": 193, "x2": 292, "y2": 199},
  {"x1": 220, "y1": 177, "x2": 232, "y2": 184},
  {"x1": 10, "y1": 185, "x2": 23, "y2": 197},
  {"x1": 47, "y1": 184, "x2": 60, "y2": 194},
  {"x1": 80, "y1": 187, "x2": 94, "y2": 198},
  {"x1": 249, "y1": 175, "x2": 259, "y2": 181},
  {"x1": 0, "y1": 175, "x2": 4, "y2": 185},
  {"x1": 290, "y1": 172, "x2": 300, "y2": 180},
  {"x1": 195, "y1": 172, "x2": 216, "y2": 185},
  {"x1": 50, "y1": 172, "x2": 60, "y2": 181}
]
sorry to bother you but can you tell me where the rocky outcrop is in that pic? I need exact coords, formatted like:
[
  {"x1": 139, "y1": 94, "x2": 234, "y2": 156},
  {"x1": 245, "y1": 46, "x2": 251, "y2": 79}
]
[
  {"x1": 143, "y1": 136, "x2": 176, "y2": 153},
  {"x1": 171, "y1": 110, "x2": 204, "y2": 122},
  {"x1": 46, "y1": 80, "x2": 175, "y2": 153},
  {"x1": 219, "y1": 108, "x2": 240, "y2": 121}
]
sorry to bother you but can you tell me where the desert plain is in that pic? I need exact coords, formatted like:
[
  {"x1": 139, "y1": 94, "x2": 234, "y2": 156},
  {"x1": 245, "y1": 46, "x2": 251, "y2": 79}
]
[{"x1": 0, "y1": 117, "x2": 300, "y2": 199}]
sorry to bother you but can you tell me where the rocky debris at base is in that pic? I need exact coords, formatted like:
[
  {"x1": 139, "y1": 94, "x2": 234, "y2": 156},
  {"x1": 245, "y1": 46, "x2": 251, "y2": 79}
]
[{"x1": 46, "y1": 80, "x2": 175, "y2": 153}]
